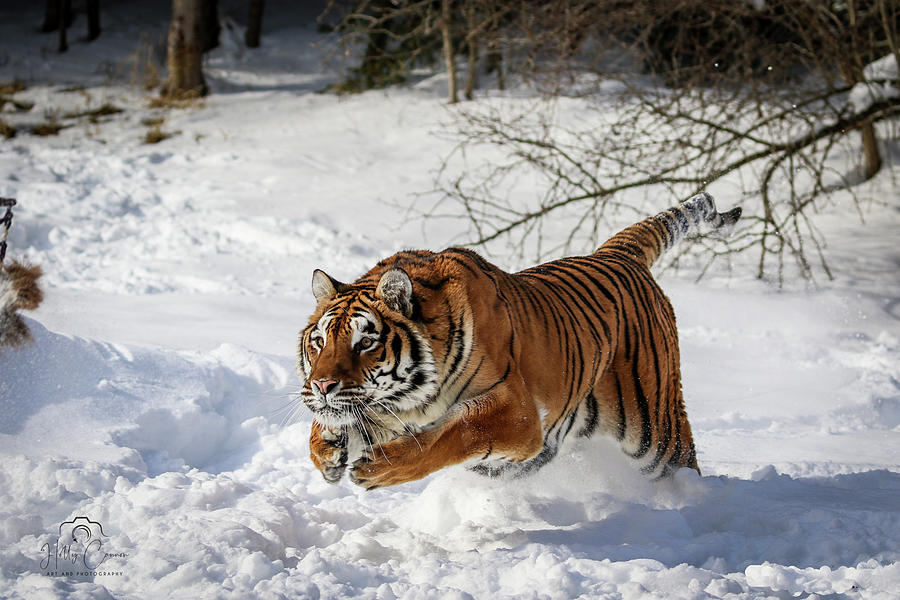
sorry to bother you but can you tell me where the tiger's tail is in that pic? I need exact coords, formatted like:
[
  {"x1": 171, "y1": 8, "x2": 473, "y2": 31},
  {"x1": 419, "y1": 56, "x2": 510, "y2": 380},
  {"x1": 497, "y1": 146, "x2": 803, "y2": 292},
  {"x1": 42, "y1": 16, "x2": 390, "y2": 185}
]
[{"x1": 599, "y1": 192, "x2": 741, "y2": 268}]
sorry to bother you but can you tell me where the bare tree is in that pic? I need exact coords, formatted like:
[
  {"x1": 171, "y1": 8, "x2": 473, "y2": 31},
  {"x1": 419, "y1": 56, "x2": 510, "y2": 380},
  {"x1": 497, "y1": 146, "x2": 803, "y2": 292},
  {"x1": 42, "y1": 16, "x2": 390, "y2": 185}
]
[
  {"x1": 463, "y1": 0, "x2": 478, "y2": 99},
  {"x1": 199, "y1": 0, "x2": 220, "y2": 52},
  {"x1": 245, "y1": 0, "x2": 265, "y2": 48},
  {"x1": 322, "y1": 0, "x2": 518, "y2": 103},
  {"x1": 422, "y1": 0, "x2": 900, "y2": 283},
  {"x1": 162, "y1": 0, "x2": 209, "y2": 98},
  {"x1": 42, "y1": 0, "x2": 101, "y2": 48},
  {"x1": 57, "y1": 0, "x2": 69, "y2": 52},
  {"x1": 86, "y1": 0, "x2": 100, "y2": 41},
  {"x1": 460, "y1": 1, "x2": 516, "y2": 98},
  {"x1": 41, "y1": 0, "x2": 72, "y2": 34},
  {"x1": 441, "y1": 0, "x2": 458, "y2": 103},
  {"x1": 322, "y1": 0, "x2": 443, "y2": 94}
]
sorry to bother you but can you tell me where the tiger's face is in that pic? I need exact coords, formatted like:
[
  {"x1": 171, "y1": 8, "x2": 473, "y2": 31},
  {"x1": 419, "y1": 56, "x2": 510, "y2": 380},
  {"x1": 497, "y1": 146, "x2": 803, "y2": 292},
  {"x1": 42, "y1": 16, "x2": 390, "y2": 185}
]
[{"x1": 296, "y1": 268, "x2": 439, "y2": 430}]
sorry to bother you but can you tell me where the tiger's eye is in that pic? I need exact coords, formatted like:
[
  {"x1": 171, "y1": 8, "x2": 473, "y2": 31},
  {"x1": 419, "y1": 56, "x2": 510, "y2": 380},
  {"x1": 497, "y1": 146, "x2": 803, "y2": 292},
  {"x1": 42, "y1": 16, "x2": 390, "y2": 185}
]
[{"x1": 359, "y1": 337, "x2": 373, "y2": 349}]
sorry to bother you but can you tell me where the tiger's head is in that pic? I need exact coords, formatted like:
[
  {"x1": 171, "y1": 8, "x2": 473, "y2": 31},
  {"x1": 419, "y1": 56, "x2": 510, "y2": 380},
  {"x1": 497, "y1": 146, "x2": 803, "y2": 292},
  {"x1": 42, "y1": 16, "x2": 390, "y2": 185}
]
[{"x1": 296, "y1": 267, "x2": 439, "y2": 430}]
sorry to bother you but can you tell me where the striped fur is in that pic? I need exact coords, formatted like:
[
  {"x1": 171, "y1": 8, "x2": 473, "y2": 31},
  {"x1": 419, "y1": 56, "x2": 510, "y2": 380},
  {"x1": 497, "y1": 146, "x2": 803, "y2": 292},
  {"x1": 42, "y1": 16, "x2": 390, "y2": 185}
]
[
  {"x1": 0, "y1": 261, "x2": 43, "y2": 348},
  {"x1": 297, "y1": 193, "x2": 740, "y2": 489}
]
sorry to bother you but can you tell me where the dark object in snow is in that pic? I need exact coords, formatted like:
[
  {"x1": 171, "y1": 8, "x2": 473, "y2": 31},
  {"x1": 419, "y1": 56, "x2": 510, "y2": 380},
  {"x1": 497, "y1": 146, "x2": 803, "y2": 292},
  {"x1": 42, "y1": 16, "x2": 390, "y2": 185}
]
[
  {"x1": 0, "y1": 197, "x2": 14, "y2": 264},
  {"x1": 0, "y1": 262, "x2": 43, "y2": 348},
  {"x1": 0, "y1": 198, "x2": 43, "y2": 348}
]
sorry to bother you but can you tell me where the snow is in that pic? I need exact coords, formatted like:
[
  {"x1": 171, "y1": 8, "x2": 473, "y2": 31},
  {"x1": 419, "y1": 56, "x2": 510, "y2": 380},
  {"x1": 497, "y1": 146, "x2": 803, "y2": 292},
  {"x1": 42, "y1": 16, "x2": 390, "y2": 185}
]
[
  {"x1": 1, "y1": 1, "x2": 899, "y2": 598},
  {"x1": 850, "y1": 53, "x2": 899, "y2": 113}
]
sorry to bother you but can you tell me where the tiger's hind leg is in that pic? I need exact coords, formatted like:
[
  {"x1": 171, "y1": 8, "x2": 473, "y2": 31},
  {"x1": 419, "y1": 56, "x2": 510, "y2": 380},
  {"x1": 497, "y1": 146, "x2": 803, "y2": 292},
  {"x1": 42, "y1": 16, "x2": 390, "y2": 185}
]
[
  {"x1": 663, "y1": 387, "x2": 700, "y2": 476},
  {"x1": 591, "y1": 369, "x2": 700, "y2": 478}
]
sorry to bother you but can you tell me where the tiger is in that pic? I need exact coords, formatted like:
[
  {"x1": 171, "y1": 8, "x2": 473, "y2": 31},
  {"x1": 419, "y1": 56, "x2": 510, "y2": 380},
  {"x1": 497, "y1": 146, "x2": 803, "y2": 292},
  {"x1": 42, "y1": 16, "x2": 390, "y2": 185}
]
[{"x1": 296, "y1": 192, "x2": 741, "y2": 489}]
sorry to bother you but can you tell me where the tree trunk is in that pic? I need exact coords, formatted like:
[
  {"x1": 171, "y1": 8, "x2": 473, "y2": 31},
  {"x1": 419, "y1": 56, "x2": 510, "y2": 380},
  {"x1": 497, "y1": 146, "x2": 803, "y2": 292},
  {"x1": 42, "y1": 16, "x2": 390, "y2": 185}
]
[
  {"x1": 465, "y1": 42, "x2": 477, "y2": 100},
  {"x1": 485, "y1": 20, "x2": 504, "y2": 92},
  {"x1": 245, "y1": 0, "x2": 264, "y2": 48},
  {"x1": 860, "y1": 120, "x2": 882, "y2": 180},
  {"x1": 57, "y1": 0, "x2": 68, "y2": 53},
  {"x1": 487, "y1": 48, "x2": 504, "y2": 91},
  {"x1": 464, "y1": 2, "x2": 477, "y2": 100},
  {"x1": 86, "y1": 0, "x2": 100, "y2": 41},
  {"x1": 200, "y1": 0, "x2": 220, "y2": 52},
  {"x1": 835, "y1": 59, "x2": 884, "y2": 182},
  {"x1": 163, "y1": 0, "x2": 208, "y2": 98},
  {"x1": 41, "y1": 0, "x2": 58, "y2": 32},
  {"x1": 441, "y1": 0, "x2": 458, "y2": 104},
  {"x1": 41, "y1": 0, "x2": 72, "y2": 32}
]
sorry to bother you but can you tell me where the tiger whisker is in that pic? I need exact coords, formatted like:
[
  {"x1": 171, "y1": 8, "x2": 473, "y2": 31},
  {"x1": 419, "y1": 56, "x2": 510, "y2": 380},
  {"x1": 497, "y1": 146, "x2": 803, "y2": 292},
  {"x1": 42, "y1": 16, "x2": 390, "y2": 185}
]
[
  {"x1": 265, "y1": 388, "x2": 312, "y2": 426},
  {"x1": 353, "y1": 404, "x2": 392, "y2": 464},
  {"x1": 366, "y1": 399, "x2": 423, "y2": 452},
  {"x1": 359, "y1": 404, "x2": 393, "y2": 441},
  {"x1": 356, "y1": 406, "x2": 392, "y2": 464},
  {"x1": 279, "y1": 397, "x2": 306, "y2": 428},
  {"x1": 383, "y1": 412, "x2": 422, "y2": 451},
  {"x1": 352, "y1": 405, "x2": 379, "y2": 462},
  {"x1": 268, "y1": 399, "x2": 294, "y2": 419},
  {"x1": 350, "y1": 406, "x2": 372, "y2": 458},
  {"x1": 349, "y1": 405, "x2": 364, "y2": 441}
]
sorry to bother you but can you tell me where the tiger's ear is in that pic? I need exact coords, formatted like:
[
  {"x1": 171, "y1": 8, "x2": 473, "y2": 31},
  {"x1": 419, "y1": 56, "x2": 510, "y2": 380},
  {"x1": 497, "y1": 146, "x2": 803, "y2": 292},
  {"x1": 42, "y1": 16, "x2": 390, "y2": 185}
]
[
  {"x1": 311, "y1": 269, "x2": 345, "y2": 304},
  {"x1": 375, "y1": 268, "x2": 413, "y2": 317}
]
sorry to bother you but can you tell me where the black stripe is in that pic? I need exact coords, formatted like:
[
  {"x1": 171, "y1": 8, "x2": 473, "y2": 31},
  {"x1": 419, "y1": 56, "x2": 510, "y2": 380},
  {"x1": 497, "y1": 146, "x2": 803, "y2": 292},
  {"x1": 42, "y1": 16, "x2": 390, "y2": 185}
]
[
  {"x1": 441, "y1": 255, "x2": 482, "y2": 277},
  {"x1": 607, "y1": 258, "x2": 665, "y2": 406},
  {"x1": 390, "y1": 331, "x2": 403, "y2": 361},
  {"x1": 516, "y1": 276, "x2": 552, "y2": 336},
  {"x1": 444, "y1": 313, "x2": 466, "y2": 376},
  {"x1": 552, "y1": 260, "x2": 616, "y2": 330},
  {"x1": 566, "y1": 257, "x2": 622, "y2": 306},
  {"x1": 539, "y1": 263, "x2": 606, "y2": 315},
  {"x1": 664, "y1": 435, "x2": 684, "y2": 477},
  {"x1": 413, "y1": 275, "x2": 451, "y2": 290},
  {"x1": 629, "y1": 350, "x2": 653, "y2": 459},
  {"x1": 642, "y1": 414, "x2": 673, "y2": 475},
  {"x1": 480, "y1": 362, "x2": 511, "y2": 396},
  {"x1": 444, "y1": 308, "x2": 472, "y2": 393},
  {"x1": 613, "y1": 372, "x2": 626, "y2": 440},
  {"x1": 454, "y1": 355, "x2": 485, "y2": 403},
  {"x1": 560, "y1": 407, "x2": 579, "y2": 442},
  {"x1": 578, "y1": 392, "x2": 599, "y2": 438},
  {"x1": 519, "y1": 274, "x2": 567, "y2": 366},
  {"x1": 528, "y1": 275, "x2": 584, "y2": 433},
  {"x1": 434, "y1": 304, "x2": 455, "y2": 369},
  {"x1": 610, "y1": 262, "x2": 662, "y2": 460},
  {"x1": 513, "y1": 443, "x2": 558, "y2": 478}
]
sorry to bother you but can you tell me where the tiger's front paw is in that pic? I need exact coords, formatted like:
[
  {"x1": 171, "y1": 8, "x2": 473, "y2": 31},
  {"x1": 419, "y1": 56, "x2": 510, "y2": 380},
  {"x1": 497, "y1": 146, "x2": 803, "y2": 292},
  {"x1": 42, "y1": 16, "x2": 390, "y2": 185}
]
[
  {"x1": 310, "y1": 425, "x2": 348, "y2": 484},
  {"x1": 349, "y1": 434, "x2": 432, "y2": 490}
]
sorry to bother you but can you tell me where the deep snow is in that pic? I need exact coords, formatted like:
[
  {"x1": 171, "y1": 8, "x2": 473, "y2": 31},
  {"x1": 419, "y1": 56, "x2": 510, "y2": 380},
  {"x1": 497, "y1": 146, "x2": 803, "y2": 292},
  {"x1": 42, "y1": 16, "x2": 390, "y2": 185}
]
[{"x1": 1, "y1": 1, "x2": 899, "y2": 598}]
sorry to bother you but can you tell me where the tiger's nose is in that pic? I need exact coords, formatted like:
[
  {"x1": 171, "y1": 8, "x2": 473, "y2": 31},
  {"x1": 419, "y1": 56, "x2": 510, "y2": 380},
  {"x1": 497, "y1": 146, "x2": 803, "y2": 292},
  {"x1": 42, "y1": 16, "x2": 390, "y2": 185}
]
[{"x1": 312, "y1": 379, "x2": 339, "y2": 395}]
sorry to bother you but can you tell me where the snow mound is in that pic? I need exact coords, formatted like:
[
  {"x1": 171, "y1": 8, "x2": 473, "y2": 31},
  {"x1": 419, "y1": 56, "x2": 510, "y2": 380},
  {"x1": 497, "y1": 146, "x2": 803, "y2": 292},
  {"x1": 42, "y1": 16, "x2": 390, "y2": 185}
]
[
  {"x1": 2, "y1": 321, "x2": 899, "y2": 598},
  {"x1": 850, "y1": 53, "x2": 900, "y2": 112},
  {"x1": 1, "y1": 317, "x2": 293, "y2": 474}
]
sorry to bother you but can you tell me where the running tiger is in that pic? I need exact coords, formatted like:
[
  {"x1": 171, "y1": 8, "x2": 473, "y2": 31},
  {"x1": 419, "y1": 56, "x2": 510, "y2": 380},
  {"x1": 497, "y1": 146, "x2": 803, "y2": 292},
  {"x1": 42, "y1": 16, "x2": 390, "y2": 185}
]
[{"x1": 296, "y1": 192, "x2": 740, "y2": 489}]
